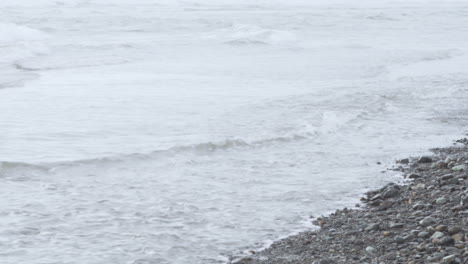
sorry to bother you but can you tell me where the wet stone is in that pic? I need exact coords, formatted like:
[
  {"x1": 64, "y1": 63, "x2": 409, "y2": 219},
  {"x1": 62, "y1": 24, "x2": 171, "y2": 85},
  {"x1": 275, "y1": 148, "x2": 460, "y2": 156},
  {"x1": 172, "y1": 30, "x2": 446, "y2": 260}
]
[
  {"x1": 418, "y1": 156, "x2": 433, "y2": 163},
  {"x1": 408, "y1": 173, "x2": 421, "y2": 179},
  {"x1": 382, "y1": 188, "x2": 400, "y2": 199},
  {"x1": 432, "y1": 161, "x2": 448, "y2": 169}
]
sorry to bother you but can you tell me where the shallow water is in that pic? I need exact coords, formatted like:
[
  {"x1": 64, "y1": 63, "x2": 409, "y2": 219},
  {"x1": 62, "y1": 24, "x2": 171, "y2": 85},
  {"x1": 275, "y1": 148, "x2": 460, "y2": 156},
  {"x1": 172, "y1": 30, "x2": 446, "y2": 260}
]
[{"x1": 0, "y1": 0, "x2": 467, "y2": 263}]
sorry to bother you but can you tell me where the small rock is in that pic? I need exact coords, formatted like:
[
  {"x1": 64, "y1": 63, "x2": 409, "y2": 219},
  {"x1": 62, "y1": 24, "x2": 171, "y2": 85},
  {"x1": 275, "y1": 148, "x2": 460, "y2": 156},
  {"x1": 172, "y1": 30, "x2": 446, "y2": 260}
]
[
  {"x1": 447, "y1": 226, "x2": 463, "y2": 235},
  {"x1": 445, "y1": 155, "x2": 456, "y2": 163},
  {"x1": 440, "y1": 174, "x2": 454, "y2": 181},
  {"x1": 365, "y1": 246, "x2": 377, "y2": 255},
  {"x1": 370, "y1": 194, "x2": 382, "y2": 201},
  {"x1": 382, "y1": 188, "x2": 400, "y2": 198},
  {"x1": 412, "y1": 202, "x2": 428, "y2": 210},
  {"x1": 398, "y1": 158, "x2": 409, "y2": 164},
  {"x1": 408, "y1": 173, "x2": 421, "y2": 179},
  {"x1": 415, "y1": 183, "x2": 426, "y2": 189},
  {"x1": 430, "y1": 231, "x2": 445, "y2": 240},
  {"x1": 390, "y1": 222, "x2": 405, "y2": 228},
  {"x1": 451, "y1": 164, "x2": 465, "y2": 172},
  {"x1": 364, "y1": 223, "x2": 380, "y2": 231},
  {"x1": 418, "y1": 232, "x2": 430, "y2": 238},
  {"x1": 416, "y1": 243, "x2": 427, "y2": 251},
  {"x1": 419, "y1": 216, "x2": 437, "y2": 227},
  {"x1": 432, "y1": 161, "x2": 448, "y2": 169},
  {"x1": 451, "y1": 233, "x2": 464, "y2": 242},
  {"x1": 428, "y1": 252, "x2": 445, "y2": 262},
  {"x1": 435, "y1": 225, "x2": 447, "y2": 231},
  {"x1": 435, "y1": 197, "x2": 448, "y2": 204},
  {"x1": 418, "y1": 156, "x2": 433, "y2": 163},
  {"x1": 439, "y1": 237, "x2": 455, "y2": 246},
  {"x1": 441, "y1": 254, "x2": 456, "y2": 263},
  {"x1": 394, "y1": 235, "x2": 405, "y2": 243},
  {"x1": 383, "y1": 231, "x2": 392, "y2": 237}
]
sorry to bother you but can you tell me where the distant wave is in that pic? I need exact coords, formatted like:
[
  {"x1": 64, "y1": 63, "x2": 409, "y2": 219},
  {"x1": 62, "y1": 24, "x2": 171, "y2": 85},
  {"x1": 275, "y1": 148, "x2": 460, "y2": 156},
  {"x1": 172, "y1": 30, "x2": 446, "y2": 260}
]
[
  {"x1": 204, "y1": 24, "x2": 297, "y2": 46},
  {"x1": 0, "y1": 22, "x2": 48, "y2": 88}
]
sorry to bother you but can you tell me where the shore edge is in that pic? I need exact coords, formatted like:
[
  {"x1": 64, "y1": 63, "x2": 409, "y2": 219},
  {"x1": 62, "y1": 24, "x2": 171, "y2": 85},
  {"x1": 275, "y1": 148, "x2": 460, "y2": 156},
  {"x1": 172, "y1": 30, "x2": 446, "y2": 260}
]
[{"x1": 230, "y1": 139, "x2": 468, "y2": 264}]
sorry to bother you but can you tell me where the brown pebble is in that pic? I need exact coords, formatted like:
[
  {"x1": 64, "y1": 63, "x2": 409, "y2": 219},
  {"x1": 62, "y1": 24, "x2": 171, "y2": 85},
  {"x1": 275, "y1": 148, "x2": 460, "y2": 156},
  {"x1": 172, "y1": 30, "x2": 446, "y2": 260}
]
[{"x1": 451, "y1": 233, "x2": 464, "y2": 242}]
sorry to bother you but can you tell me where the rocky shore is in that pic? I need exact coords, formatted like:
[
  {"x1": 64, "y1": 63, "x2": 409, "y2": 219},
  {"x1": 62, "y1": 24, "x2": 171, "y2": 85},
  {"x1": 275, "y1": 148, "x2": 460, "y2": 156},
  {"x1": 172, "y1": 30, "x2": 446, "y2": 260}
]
[{"x1": 232, "y1": 139, "x2": 468, "y2": 264}]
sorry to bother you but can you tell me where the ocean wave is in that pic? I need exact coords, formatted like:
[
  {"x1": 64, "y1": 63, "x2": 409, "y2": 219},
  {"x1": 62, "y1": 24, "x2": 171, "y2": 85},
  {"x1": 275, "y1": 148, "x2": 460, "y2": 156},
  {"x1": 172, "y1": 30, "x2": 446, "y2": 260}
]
[
  {"x1": 0, "y1": 22, "x2": 49, "y2": 87},
  {"x1": 0, "y1": 132, "x2": 316, "y2": 174},
  {"x1": 205, "y1": 24, "x2": 297, "y2": 46},
  {"x1": 0, "y1": 106, "x2": 364, "y2": 174}
]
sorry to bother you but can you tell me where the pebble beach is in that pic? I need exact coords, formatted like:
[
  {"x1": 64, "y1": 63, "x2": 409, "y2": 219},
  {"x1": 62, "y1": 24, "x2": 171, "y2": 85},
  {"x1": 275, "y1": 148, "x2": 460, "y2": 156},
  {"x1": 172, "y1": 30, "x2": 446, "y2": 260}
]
[{"x1": 233, "y1": 139, "x2": 468, "y2": 264}]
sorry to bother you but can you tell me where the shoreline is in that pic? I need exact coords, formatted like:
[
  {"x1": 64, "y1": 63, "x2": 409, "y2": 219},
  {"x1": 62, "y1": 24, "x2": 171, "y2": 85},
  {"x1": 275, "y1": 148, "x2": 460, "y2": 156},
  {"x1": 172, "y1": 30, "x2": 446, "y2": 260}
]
[{"x1": 231, "y1": 139, "x2": 467, "y2": 264}]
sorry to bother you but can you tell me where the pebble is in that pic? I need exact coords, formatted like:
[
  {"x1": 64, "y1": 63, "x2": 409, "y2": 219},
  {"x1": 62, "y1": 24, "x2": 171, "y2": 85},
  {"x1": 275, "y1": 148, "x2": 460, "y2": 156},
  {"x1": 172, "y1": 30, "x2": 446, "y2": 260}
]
[
  {"x1": 428, "y1": 252, "x2": 445, "y2": 262},
  {"x1": 439, "y1": 237, "x2": 455, "y2": 246},
  {"x1": 432, "y1": 161, "x2": 448, "y2": 169},
  {"x1": 419, "y1": 216, "x2": 437, "y2": 227},
  {"x1": 364, "y1": 223, "x2": 380, "y2": 231},
  {"x1": 448, "y1": 226, "x2": 463, "y2": 235},
  {"x1": 408, "y1": 173, "x2": 421, "y2": 179},
  {"x1": 394, "y1": 236, "x2": 405, "y2": 243},
  {"x1": 415, "y1": 183, "x2": 426, "y2": 189},
  {"x1": 382, "y1": 188, "x2": 400, "y2": 198},
  {"x1": 418, "y1": 232, "x2": 431, "y2": 238},
  {"x1": 435, "y1": 225, "x2": 447, "y2": 232},
  {"x1": 365, "y1": 246, "x2": 377, "y2": 255},
  {"x1": 430, "y1": 231, "x2": 445, "y2": 240},
  {"x1": 318, "y1": 259, "x2": 333, "y2": 264},
  {"x1": 451, "y1": 164, "x2": 465, "y2": 172},
  {"x1": 398, "y1": 158, "x2": 409, "y2": 164},
  {"x1": 389, "y1": 223, "x2": 405, "y2": 228},
  {"x1": 436, "y1": 197, "x2": 448, "y2": 204},
  {"x1": 383, "y1": 231, "x2": 392, "y2": 237},
  {"x1": 441, "y1": 254, "x2": 456, "y2": 263},
  {"x1": 418, "y1": 156, "x2": 433, "y2": 163},
  {"x1": 451, "y1": 233, "x2": 464, "y2": 242}
]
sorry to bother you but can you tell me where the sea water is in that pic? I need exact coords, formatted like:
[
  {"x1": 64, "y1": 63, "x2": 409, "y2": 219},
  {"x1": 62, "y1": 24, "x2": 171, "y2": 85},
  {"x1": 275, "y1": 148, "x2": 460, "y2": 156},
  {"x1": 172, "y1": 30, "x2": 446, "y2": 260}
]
[{"x1": 0, "y1": 0, "x2": 467, "y2": 263}]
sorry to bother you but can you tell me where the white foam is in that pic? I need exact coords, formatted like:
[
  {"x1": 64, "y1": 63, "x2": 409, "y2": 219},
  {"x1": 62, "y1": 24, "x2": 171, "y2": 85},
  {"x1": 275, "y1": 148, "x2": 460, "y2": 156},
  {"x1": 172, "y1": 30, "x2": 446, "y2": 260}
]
[{"x1": 0, "y1": 22, "x2": 49, "y2": 87}]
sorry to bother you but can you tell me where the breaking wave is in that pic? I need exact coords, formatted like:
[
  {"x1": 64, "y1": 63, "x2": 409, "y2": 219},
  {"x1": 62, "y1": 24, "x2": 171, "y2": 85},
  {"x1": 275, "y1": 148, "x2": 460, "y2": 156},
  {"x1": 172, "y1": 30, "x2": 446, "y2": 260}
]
[
  {"x1": 0, "y1": 107, "x2": 363, "y2": 174},
  {"x1": 0, "y1": 134, "x2": 311, "y2": 173},
  {"x1": 0, "y1": 22, "x2": 48, "y2": 88}
]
